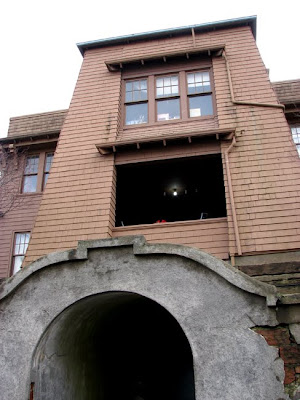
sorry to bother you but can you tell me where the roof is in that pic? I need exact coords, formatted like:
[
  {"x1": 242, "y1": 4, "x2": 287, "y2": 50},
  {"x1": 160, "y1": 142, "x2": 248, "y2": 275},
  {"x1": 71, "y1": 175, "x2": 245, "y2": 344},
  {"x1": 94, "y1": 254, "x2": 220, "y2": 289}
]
[
  {"x1": 77, "y1": 16, "x2": 256, "y2": 56},
  {"x1": 272, "y1": 79, "x2": 300, "y2": 105},
  {"x1": 7, "y1": 109, "x2": 68, "y2": 138}
]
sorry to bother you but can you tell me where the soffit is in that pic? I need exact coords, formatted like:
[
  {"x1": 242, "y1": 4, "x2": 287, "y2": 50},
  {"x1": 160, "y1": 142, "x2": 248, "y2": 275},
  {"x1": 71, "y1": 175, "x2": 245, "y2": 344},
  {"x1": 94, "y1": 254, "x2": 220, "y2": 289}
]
[{"x1": 96, "y1": 127, "x2": 235, "y2": 155}]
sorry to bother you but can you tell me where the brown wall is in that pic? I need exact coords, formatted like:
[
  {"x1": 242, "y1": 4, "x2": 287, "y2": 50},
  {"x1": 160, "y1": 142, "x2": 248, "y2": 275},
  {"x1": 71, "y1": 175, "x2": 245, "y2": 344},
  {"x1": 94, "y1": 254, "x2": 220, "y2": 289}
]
[
  {"x1": 0, "y1": 141, "x2": 58, "y2": 278},
  {"x1": 24, "y1": 26, "x2": 300, "y2": 265}
]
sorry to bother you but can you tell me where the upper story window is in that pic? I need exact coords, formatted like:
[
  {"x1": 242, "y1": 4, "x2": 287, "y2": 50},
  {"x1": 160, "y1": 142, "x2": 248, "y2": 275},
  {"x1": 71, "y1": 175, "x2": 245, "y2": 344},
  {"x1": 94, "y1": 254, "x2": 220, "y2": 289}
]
[
  {"x1": 123, "y1": 65, "x2": 214, "y2": 127},
  {"x1": 187, "y1": 71, "x2": 213, "y2": 117},
  {"x1": 11, "y1": 232, "x2": 30, "y2": 275},
  {"x1": 22, "y1": 151, "x2": 54, "y2": 193},
  {"x1": 43, "y1": 152, "x2": 54, "y2": 189},
  {"x1": 291, "y1": 126, "x2": 300, "y2": 156},
  {"x1": 156, "y1": 75, "x2": 180, "y2": 121},
  {"x1": 22, "y1": 155, "x2": 39, "y2": 192},
  {"x1": 125, "y1": 79, "x2": 148, "y2": 125}
]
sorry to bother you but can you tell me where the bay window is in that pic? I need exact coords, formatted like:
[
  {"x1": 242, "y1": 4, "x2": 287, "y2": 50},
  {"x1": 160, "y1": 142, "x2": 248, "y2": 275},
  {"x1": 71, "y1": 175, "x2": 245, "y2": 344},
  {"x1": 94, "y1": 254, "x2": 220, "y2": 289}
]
[{"x1": 124, "y1": 67, "x2": 214, "y2": 126}]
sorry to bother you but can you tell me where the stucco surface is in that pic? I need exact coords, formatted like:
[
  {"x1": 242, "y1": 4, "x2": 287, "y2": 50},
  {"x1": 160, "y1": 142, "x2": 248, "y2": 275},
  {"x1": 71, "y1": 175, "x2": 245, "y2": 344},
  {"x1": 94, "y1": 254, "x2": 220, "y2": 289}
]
[{"x1": 0, "y1": 237, "x2": 288, "y2": 399}]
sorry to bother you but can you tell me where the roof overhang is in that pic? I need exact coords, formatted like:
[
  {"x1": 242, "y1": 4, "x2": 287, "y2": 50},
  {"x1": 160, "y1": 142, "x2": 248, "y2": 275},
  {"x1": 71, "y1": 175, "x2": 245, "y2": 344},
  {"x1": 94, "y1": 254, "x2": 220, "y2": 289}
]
[
  {"x1": 0, "y1": 131, "x2": 60, "y2": 147},
  {"x1": 77, "y1": 16, "x2": 256, "y2": 56},
  {"x1": 96, "y1": 127, "x2": 236, "y2": 155},
  {"x1": 105, "y1": 44, "x2": 224, "y2": 72}
]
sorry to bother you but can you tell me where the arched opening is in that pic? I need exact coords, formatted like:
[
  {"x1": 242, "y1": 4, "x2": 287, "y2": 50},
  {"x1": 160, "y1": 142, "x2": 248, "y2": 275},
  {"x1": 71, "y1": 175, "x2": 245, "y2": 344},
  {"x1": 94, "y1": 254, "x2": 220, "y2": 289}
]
[{"x1": 32, "y1": 291, "x2": 196, "y2": 400}]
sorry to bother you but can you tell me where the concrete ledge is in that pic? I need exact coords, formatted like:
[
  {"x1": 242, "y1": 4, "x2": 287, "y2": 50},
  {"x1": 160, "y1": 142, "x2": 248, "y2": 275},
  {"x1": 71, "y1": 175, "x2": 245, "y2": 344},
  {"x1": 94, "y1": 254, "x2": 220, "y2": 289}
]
[{"x1": 0, "y1": 235, "x2": 278, "y2": 306}]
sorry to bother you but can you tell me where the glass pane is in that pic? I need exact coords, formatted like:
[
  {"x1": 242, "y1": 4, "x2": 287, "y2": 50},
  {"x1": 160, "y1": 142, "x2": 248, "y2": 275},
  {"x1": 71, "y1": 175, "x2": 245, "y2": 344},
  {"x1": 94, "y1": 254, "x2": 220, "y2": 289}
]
[
  {"x1": 187, "y1": 74, "x2": 194, "y2": 84},
  {"x1": 133, "y1": 91, "x2": 140, "y2": 102},
  {"x1": 25, "y1": 155, "x2": 39, "y2": 174},
  {"x1": 126, "y1": 103, "x2": 148, "y2": 125},
  {"x1": 189, "y1": 95, "x2": 213, "y2": 117},
  {"x1": 44, "y1": 153, "x2": 54, "y2": 173},
  {"x1": 172, "y1": 85, "x2": 179, "y2": 95},
  {"x1": 156, "y1": 88, "x2": 164, "y2": 97},
  {"x1": 156, "y1": 75, "x2": 179, "y2": 98},
  {"x1": 187, "y1": 72, "x2": 211, "y2": 94},
  {"x1": 157, "y1": 99, "x2": 180, "y2": 121},
  {"x1": 43, "y1": 173, "x2": 49, "y2": 189},
  {"x1": 203, "y1": 72, "x2": 210, "y2": 81},
  {"x1": 14, "y1": 232, "x2": 30, "y2": 255},
  {"x1": 292, "y1": 127, "x2": 300, "y2": 144},
  {"x1": 125, "y1": 92, "x2": 132, "y2": 102},
  {"x1": 125, "y1": 80, "x2": 147, "y2": 103},
  {"x1": 23, "y1": 175, "x2": 38, "y2": 193},
  {"x1": 133, "y1": 81, "x2": 140, "y2": 90},
  {"x1": 140, "y1": 80, "x2": 147, "y2": 90},
  {"x1": 141, "y1": 89, "x2": 147, "y2": 100},
  {"x1": 156, "y1": 78, "x2": 163, "y2": 88},
  {"x1": 164, "y1": 77, "x2": 171, "y2": 86},
  {"x1": 13, "y1": 256, "x2": 24, "y2": 274},
  {"x1": 194, "y1": 73, "x2": 202, "y2": 82}
]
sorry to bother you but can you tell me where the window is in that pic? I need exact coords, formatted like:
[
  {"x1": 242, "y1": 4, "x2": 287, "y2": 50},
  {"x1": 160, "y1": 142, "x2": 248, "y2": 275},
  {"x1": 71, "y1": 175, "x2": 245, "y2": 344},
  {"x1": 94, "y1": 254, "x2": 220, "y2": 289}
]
[
  {"x1": 22, "y1": 155, "x2": 39, "y2": 192},
  {"x1": 124, "y1": 68, "x2": 214, "y2": 126},
  {"x1": 156, "y1": 75, "x2": 180, "y2": 121},
  {"x1": 11, "y1": 232, "x2": 30, "y2": 275},
  {"x1": 187, "y1": 71, "x2": 213, "y2": 117},
  {"x1": 125, "y1": 79, "x2": 148, "y2": 125},
  {"x1": 22, "y1": 151, "x2": 54, "y2": 193},
  {"x1": 291, "y1": 126, "x2": 300, "y2": 156},
  {"x1": 43, "y1": 153, "x2": 54, "y2": 189}
]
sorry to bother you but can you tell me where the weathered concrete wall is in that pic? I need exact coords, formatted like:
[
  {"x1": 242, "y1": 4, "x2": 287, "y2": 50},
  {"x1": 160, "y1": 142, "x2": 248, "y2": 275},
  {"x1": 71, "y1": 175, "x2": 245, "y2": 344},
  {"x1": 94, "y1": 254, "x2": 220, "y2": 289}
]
[{"x1": 0, "y1": 237, "x2": 289, "y2": 399}]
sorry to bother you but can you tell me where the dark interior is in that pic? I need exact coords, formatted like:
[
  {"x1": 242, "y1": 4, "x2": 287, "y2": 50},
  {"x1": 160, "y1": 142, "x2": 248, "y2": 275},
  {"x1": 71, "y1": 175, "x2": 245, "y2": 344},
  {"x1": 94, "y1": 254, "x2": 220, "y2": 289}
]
[
  {"x1": 33, "y1": 292, "x2": 196, "y2": 400},
  {"x1": 115, "y1": 154, "x2": 226, "y2": 226}
]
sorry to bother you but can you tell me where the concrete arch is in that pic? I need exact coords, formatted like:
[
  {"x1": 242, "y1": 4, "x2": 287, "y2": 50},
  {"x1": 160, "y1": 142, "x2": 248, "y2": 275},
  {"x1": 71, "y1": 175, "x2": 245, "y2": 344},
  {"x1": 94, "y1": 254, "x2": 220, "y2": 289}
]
[
  {"x1": 0, "y1": 236, "x2": 288, "y2": 399},
  {"x1": 31, "y1": 291, "x2": 196, "y2": 400}
]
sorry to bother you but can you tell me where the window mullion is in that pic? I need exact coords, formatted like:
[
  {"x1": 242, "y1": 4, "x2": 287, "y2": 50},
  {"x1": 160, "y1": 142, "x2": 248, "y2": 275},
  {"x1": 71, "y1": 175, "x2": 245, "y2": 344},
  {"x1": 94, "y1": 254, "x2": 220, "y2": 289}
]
[
  {"x1": 36, "y1": 152, "x2": 45, "y2": 192},
  {"x1": 148, "y1": 75, "x2": 155, "y2": 124},
  {"x1": 180, "y1": 71, "x2": 188, "y2": 120}
]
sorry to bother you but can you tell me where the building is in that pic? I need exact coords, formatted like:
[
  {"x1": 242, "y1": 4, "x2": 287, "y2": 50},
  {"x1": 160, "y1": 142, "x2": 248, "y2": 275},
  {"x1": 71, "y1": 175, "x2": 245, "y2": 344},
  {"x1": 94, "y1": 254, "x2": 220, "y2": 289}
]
[{"x1": 0, "y1": 16, "x2": 300, "y2": 399}]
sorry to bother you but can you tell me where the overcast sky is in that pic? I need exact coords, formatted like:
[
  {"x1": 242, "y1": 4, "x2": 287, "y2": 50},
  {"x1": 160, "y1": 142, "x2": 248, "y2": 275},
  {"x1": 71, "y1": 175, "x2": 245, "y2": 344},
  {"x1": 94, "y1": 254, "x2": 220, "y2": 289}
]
[{"x1": 0, "y1": 0, "x2": 299, "y2": 137}]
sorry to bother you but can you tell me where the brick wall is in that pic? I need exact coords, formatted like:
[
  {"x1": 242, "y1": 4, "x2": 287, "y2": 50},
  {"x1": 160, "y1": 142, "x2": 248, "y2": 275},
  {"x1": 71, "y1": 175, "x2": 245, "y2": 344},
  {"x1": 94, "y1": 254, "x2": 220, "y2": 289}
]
[{"x1": 254, "y1": 326, "x2": 300, "y2": 397}]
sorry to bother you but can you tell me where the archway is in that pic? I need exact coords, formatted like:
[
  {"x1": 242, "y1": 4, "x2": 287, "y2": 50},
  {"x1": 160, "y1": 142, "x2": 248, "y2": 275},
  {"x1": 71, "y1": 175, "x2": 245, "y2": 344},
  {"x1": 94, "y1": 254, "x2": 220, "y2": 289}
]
[{"x1": 32, "y1": 291, "x2": 196, "y2": 400}]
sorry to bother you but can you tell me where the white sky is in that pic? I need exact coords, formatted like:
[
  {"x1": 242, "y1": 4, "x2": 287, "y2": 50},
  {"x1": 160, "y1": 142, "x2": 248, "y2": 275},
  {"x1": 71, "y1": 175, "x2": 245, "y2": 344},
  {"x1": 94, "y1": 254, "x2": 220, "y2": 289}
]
[{"x1": 0, "y1": 0, "x2": 299, "y2": 138}]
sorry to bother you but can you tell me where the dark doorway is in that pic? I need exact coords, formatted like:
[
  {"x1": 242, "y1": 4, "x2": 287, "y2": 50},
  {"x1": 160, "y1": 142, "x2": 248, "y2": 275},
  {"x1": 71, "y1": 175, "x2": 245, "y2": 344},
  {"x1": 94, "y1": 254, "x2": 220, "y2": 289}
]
[
  {"x1": 115, "y1": 154, "x2": 226, "y2": 226},
  {"x1": 32, "y1": 292, "x2": 196, "y2": 400}
]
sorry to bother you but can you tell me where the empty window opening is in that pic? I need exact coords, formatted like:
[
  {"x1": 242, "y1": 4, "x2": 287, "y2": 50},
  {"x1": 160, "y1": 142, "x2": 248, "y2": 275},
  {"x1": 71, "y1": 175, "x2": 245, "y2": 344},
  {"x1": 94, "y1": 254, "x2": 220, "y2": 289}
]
[{"x1": 115, "y1": 154, "x2": 226, "y2": 227}]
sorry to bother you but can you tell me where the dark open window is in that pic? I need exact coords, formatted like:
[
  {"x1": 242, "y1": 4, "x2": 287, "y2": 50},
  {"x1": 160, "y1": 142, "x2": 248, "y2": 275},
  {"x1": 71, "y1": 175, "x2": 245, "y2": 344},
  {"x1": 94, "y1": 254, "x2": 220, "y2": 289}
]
[{"x1": 115, "y1": 154, "x2": 226, "y2": 227}]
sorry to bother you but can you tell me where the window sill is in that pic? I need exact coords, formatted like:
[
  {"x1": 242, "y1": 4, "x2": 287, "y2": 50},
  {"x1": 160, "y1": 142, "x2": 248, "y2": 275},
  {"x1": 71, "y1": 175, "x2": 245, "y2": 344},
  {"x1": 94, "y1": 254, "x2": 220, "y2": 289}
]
[
  {"x1": 17, "y1": 192, "x2": 43, "y2": 197},
  {"x1": 122, "y1": 115, "x2": 216, "y2": 131},
  {"x1": 113, "y1": 217, "x2": 227, "y2": 231}
]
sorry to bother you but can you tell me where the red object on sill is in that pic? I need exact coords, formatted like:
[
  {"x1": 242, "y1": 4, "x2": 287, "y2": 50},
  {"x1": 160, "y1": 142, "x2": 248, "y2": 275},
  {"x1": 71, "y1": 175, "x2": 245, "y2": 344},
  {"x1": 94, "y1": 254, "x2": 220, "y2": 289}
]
[{"x1": 155, "y1": 219, "x2": 167, "y2": 223}]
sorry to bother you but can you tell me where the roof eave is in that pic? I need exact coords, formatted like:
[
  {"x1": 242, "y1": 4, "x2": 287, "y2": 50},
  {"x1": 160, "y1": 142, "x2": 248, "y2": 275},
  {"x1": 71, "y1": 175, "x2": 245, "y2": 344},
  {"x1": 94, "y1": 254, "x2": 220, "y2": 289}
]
[{"x1": 77, "y1": 16, "x2": 256, "y2": 56}]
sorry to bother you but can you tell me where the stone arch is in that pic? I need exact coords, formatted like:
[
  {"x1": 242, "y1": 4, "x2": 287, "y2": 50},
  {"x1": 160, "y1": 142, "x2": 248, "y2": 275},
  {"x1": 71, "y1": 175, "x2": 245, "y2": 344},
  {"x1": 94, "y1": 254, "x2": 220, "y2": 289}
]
[{"x1": 31, "y1": 291, "x2": 196, "y2": 400}]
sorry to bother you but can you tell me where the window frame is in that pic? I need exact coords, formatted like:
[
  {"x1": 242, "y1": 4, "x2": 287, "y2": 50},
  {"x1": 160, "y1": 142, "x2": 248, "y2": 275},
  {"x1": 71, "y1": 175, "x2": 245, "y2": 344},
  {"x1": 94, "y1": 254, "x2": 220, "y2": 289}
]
[
  {"x1": 155, "y1": 73, "x2": 181, "y2": 122},
  {"x1": 10, "y1": 231, "x2": 31, "y2": 275},
  {"x1": 43, "y1": 152, "x2": 55, "y2": 189},
  {"x1": 21, "y1": 150, "x2": 54, "y2": 194},
  {"x1": 22, "y1": 154, "x2": 40, "y2": 193},
  {"x1": 124, "y1": 78, "x2": 149, "y2": 126},
  {"x1": 291, "y1": 125, "x2": 300, "y2": 157},
  {"x1": 122, "y1": 61, "x2": 216, "y2": 128}
]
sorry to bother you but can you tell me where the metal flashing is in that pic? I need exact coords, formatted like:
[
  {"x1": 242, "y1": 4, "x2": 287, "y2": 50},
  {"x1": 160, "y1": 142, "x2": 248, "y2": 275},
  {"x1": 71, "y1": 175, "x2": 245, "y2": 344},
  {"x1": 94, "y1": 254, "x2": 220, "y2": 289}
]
[{"x1": 77, "y1": 16, "x2": 257, "y2": 56}]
